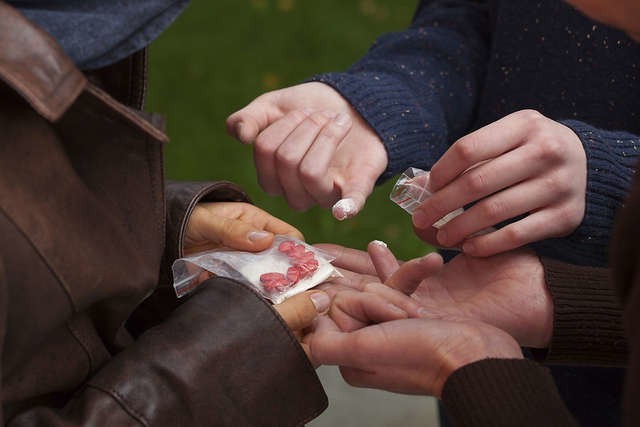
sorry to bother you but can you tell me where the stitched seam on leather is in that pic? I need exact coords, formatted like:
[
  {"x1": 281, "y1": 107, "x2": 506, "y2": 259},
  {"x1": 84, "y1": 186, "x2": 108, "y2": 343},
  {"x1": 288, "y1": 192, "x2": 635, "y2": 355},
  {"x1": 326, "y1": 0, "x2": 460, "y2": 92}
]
[
  {"x1": 0, "y1": 206, "x2": 76, "y2": 310},
  {"x1": 65, "y1": 320, "x2": 94, "y2": 377},
  {"x1": 0, "y1": 64, "x2": 82, "y2": 121},
  {"x1": 85, "y1": 383, "x2": 148, "y2": 426},
  {"x1": 145, "y1": 135, "x2": 164, "y2": 258},
  {"x1": 85, "y1": 85, "x2": 167, "y2": 141}
]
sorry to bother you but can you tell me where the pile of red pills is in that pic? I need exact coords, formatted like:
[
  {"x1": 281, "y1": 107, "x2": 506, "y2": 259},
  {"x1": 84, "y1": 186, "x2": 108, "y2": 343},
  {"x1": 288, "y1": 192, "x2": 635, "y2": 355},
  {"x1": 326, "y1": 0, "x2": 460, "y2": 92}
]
[{"x1": 259, "y1": 240, "x2": 319, "y2": 292}]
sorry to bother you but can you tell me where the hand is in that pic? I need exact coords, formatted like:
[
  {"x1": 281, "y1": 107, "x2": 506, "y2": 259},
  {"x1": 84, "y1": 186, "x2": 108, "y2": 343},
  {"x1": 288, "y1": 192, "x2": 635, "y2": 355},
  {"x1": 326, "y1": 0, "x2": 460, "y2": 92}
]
[
  {"x1": 319, "y1": 243, "x2": 553, "y2": 348},
  {"x1": 226, "y1": 82, "x2": 387, "y2": 219},
  {"x1": 307, "y1": 297, "x2": 522, "y2": 397},
  {"x1": 275, "y1": 290, "x2": 330, "y2": 358},
  {"x1": 184, "y1": 202, "x2": 303, "y2": 254},
  {"x1": 412, "y1": 109, "x2": 587, "y2": 257},
  {"x1": 315, "y1": 241, "x2": 443, "y2": 294}
]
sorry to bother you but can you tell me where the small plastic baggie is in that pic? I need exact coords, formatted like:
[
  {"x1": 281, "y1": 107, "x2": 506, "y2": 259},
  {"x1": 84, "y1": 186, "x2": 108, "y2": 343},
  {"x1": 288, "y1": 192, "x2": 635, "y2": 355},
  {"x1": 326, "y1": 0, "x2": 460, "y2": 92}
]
[
  {"x1": 172, "y1": 235, "x2": 342, "y2": 304},
  {"x1": 389, "y1": 167, "x2": 463, "y2": 228}
]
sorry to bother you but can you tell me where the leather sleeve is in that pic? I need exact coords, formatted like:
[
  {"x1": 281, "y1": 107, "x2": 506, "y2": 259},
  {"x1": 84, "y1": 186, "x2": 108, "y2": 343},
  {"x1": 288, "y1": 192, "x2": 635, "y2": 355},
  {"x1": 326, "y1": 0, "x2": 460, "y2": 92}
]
[
  {"x1": 127, "y1": 180, "x2": 252, "y2": 336},
  {"x1": 8, "y1": 277, "x2": 327, "y2": 426},
  {"x1": 163, "y1": 180, "x2": 251, "y2": 274}
]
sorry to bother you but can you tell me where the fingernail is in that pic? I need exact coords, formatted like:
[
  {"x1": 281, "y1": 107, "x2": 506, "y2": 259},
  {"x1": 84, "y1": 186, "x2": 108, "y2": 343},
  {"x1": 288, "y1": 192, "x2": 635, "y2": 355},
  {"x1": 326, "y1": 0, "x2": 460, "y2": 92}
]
[
  {"x1": 436, "y1": 229, "x2": 448, "y2": 245},
  {"x1": 418, "y1": 307, "x2": 430, "y2": 317},
  {"x1": 321, "y1": 110, "x2": 338, "y2": 119},
  {"x1": 334, "y1": 112, "x2": 351, "y2": 126},
  {"x1": 235, "y1": 122, "x2": 244, "y2": 137},
  {"x1": 412, "y1": 210, "x2": 429, "y2": 228},
  {"x1": 332, "y1": 198, "x2": 357, "y2": 221},
  {"x1": 462, "y1": 241, "x2": 475, "y2": 254},
  {"x1": 310, "y1": 292, "x2": 331, "y2": 312},
  {"x1": 248, "y1": 231, "x2": 272, "y2": 242},
  {"x1": 371, "y1": 240, "x2": 388, "y2": 248}
]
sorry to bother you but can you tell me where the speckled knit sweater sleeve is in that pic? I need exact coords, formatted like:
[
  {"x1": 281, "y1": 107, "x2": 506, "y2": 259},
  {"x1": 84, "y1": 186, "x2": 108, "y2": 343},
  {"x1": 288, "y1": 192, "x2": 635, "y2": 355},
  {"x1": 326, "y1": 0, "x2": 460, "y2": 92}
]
[
  {"x1": 310, "y1": 0, "x2": 491, "y2": 182},
  {"x1": 531, "y1": 121, "x2": 639, "y2": 266}
]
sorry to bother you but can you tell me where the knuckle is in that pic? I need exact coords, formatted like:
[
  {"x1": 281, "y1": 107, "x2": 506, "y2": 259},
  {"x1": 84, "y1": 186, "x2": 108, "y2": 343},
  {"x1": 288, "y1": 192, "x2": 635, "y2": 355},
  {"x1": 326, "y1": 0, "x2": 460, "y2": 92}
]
[
  {"x1": 307, "y1": 112, "x2": 331, "y2": 128},
  {"x1": 254, "y1": 133, "x2": 278, "y2": 155},
  {"x1": 464, "y1": 169, "x2": 489, "y2": 193},
  {"x1": 536, "y1": 137, "x2": 565, "y2": 162},
  {"x1": 502, "y1": 224, "x2": 525, "y2": 246},
  {"x1": 299, "y1": 164, "x2": 323, "y2": 184},
  {"x1": 541, "y1": 175, "x2": 562, "y2": 194},
  {"x1": 518, "y1": 109, "x2": 544, "y2": 124},
  {"x1": 275, "y1": 147, "x2": 300, "y2": 168},
  {"x1": 318, "y1": 122, "x2": 344, "y2": 144},
  {"x1": 454, "y1": 137, "x2": 478, "y2": 163},
  {"x1": 481, "y1": 198, "x2": 506, "y2": 222}
]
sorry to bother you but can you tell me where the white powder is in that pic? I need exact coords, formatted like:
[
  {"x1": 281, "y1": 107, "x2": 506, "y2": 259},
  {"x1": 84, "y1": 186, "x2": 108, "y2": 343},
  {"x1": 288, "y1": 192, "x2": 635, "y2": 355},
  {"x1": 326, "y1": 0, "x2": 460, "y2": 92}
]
[{"x1": 332, "y1": 198, "x2": 357, "y2": 221}]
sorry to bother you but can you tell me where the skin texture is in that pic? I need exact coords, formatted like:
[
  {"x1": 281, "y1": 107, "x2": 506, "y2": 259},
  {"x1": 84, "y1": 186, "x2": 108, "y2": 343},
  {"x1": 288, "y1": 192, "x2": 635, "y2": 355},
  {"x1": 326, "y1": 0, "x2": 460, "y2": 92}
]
[
  {"x1": 226, "y1": 82, "x2": 387, "y2": 219},
  {"x1": 184, "y1": 201, "x2": 326, "y2": 353},
  {"x1": 307, "y1": 293, "x2": 522, "y2": 397},
  {"x1": 412, "y1": 110, "x2": 587, "y2": 258},
  {"x1": 184, "y1": 201, "x2": 304, "y2": 254},
  {"x1": 317, "y1": 242, "x2": 553, "y2": 349}
]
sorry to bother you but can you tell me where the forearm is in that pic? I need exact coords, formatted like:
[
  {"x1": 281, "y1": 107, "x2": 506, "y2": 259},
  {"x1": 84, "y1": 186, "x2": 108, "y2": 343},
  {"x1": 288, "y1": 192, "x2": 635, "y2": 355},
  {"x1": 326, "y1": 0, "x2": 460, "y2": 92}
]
[{"x1": 310, "y1": 0, "x2": 491, "y2": 180}]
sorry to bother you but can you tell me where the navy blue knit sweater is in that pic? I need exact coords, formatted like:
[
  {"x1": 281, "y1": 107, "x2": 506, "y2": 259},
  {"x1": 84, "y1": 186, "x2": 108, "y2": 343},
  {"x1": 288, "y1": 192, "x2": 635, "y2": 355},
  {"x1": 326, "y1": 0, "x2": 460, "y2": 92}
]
[{"x1": 312, "y1": 0, "x2": 640, "y2": 267}]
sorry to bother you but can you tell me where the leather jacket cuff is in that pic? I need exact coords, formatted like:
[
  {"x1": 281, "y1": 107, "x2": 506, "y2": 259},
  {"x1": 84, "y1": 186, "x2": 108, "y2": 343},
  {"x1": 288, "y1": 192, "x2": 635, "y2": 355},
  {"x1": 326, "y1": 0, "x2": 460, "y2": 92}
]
[
  {"x1": 163, "y1": 180, "x2": 250, "y2": 283},
  {"x1": 89, "y1": 278, "x2": 327, "y2": 427}
]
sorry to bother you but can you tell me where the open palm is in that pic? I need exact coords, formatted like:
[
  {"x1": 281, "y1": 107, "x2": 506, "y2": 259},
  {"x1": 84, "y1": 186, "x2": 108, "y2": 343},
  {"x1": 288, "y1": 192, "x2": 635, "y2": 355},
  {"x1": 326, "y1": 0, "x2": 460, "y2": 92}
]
[{"x1": 410, "y1": 249, "x2": 552, "y2": 348}]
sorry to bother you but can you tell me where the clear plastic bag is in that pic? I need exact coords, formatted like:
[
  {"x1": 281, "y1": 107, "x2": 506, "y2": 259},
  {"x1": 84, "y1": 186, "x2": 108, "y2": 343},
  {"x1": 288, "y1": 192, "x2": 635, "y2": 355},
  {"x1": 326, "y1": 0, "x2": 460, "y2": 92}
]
[
  {"x1": 389, "y1": 167, "x2": 463, "y2": 228},
  {"x1": 172, "y1": 235, "x2": 342, "y2": 304}
]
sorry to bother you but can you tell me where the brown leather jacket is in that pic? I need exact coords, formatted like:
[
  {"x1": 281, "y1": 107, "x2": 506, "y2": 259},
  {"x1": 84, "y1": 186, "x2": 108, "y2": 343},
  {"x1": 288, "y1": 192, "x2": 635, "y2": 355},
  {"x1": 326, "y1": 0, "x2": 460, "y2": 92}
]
[{"x1": 0, "y1": 3, "x2": 327, "y2": 426}]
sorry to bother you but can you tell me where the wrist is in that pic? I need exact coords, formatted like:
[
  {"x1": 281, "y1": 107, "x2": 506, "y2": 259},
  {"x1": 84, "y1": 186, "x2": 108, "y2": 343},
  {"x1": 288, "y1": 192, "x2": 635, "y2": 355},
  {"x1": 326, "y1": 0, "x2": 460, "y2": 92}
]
[{"x1": 436, "y1": 322, "x2": 523, "y2": 397}]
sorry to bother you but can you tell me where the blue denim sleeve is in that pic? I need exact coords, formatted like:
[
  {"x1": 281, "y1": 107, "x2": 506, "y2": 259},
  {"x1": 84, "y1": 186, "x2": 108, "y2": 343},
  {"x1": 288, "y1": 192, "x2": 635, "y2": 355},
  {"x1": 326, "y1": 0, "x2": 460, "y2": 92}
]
[{"x1": 7, "y1": 0, "x2": 189, "y2": 69}]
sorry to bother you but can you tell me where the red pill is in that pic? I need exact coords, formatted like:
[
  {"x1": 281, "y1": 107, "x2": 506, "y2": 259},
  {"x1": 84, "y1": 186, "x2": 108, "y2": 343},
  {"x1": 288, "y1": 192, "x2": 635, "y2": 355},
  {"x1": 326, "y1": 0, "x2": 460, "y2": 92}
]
[{"x1": 278, "y1": 240, "x2": 295, "y2": 254}]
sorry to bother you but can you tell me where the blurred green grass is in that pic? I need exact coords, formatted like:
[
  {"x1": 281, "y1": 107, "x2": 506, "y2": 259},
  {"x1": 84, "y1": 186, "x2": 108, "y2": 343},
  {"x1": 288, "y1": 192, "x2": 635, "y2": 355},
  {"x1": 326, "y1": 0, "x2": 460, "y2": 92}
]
[{"x1": 147, "y1": 0, "x2": 432, "y2": 260}]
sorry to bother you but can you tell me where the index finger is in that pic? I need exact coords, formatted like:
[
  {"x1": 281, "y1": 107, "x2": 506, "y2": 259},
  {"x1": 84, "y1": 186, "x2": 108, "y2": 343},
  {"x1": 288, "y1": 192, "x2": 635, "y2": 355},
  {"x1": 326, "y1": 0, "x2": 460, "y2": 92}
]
[
  {"x1": 314, "y1": 243, "x2": 377, "y2": 276},
  {"x1": 429, "y1": 110, "x2": 536, "y2": 191}
]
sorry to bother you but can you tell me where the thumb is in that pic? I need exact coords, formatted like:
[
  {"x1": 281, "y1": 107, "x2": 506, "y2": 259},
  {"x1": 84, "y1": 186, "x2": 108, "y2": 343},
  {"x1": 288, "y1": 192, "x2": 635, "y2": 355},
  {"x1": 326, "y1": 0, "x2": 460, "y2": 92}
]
[
  {"x1": 194, "y1": 215, "x2": 277, "y2": 252},
  {"x1": 275, "y1": 291, "x2": 331, "y2": 331},
  {"x1": 331, "y1": 166, "x2": 379, "y2": 220},
  {"x1": 226, "y1": 92, "x2": 284, "y2": 144}
]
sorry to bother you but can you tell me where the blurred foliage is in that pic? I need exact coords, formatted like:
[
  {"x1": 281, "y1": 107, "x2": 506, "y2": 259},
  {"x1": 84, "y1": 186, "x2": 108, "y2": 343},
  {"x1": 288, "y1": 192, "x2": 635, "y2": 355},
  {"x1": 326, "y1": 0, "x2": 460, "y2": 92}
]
[{"x1": 147, "y1": 0, "x2": 433, "y2": 260}]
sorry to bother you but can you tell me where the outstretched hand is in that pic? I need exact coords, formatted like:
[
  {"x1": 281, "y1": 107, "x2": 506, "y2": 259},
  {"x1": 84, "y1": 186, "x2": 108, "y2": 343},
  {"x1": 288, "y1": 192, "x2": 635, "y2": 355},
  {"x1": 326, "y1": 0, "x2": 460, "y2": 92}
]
[
  {"x1": 226, "y1": 82, "x2": 387, "y2": 220},
  {"x1": 307, "y1": 297, "x2": 522, "y2": 397},
  {"x1": 319, "y1": 242, "x2": 553, "y2": 348}
]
